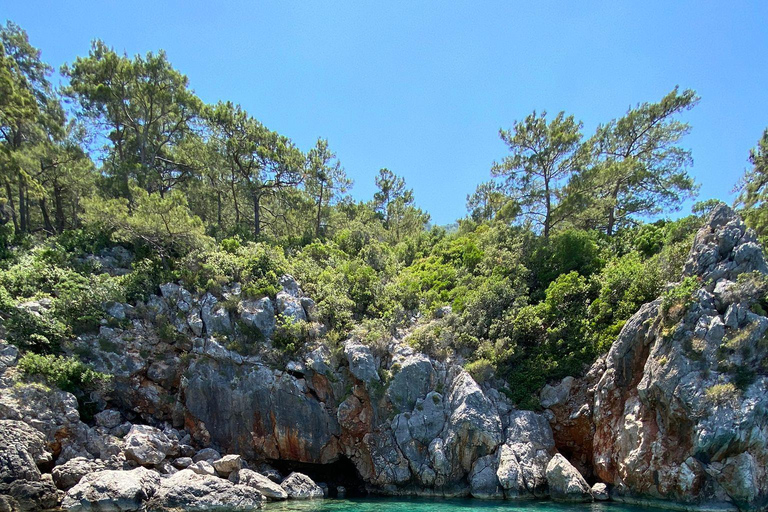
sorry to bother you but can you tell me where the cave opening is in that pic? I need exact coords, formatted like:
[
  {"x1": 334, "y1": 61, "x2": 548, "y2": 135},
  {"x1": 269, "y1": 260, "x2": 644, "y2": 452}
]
[{"x1": 268, "y1": 456, "x2": 367, "y2": 497}]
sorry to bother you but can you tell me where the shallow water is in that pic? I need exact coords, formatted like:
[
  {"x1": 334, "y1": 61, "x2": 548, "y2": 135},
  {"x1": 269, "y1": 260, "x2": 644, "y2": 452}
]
[{"x1": 264, "y1": 498, "x2": 650, "y2": 512}]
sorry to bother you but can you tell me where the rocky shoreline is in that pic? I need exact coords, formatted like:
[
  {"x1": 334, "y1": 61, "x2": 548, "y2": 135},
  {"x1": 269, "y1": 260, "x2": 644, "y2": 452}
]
[{"x1": 2, "y1": 205, "x2": 768, "y2": 511}]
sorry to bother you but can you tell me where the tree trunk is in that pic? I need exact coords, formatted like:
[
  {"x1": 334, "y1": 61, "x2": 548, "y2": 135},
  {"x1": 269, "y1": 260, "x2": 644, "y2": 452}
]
[
  {"x1": 252, "y1": 192, "x2": 261, "y2": 238},
  {"x1": 315, "y1": 181, "x2": 324, "y2": 238},
  {"x1": 543, "y1": 176, "x2": 551, "y2": 239},
  {"x1": 40, "y1": 198, "x2": 54, "y2": 234},
  {"x1": 5, "y1": 182, "x2": 18, "y2": 232},
  {"x1": 54, "y1": 184, "x2": 65, "y2": 232},
  {"x1": 18, "y1": 172, "x2": 26, "y2": 233}
]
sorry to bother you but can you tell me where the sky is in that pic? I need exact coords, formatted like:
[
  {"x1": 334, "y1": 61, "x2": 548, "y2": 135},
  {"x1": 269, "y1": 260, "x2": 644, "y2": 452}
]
[{"x1": 3, "y1": 1, "x2": 768, "y2": 225}]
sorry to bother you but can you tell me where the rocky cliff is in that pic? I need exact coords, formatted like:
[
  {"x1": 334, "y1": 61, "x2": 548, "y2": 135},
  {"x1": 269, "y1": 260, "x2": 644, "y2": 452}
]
[
  {"x1": 2, "y1": 205, "x2": 768, "y2": 511},
  {"x1": 544, "y1": 204, "x2": 768, "y2": 511}
]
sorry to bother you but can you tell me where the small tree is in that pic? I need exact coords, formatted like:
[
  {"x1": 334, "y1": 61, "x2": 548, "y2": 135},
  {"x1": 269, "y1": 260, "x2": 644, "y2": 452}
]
[
  {"x1": 492, "y1": 111, "x2": 586, "y2": 238},
  {"x1": 582, "y1": 87, "x2": 699, "y2": 235},
  {"x1": 83, "y1": 186, "x2": 211, "y2": 263},
  {"x1": 305, "y1": 138, "x2": 352, "y2": 238},
  {"x1": 735, "y1": 128, "x2": 768, "y2": 237}
]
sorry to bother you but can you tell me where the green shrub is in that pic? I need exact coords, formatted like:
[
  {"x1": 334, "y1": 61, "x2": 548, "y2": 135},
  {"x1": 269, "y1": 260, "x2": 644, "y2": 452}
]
[
  {"x1": 18, "y1": 352, "x2": 111, "y2": 394},
  {"x1": 705, "y1": 382, "x2": 739, "y2": 406},
  {"x1": 661, "y1": 276, "x2": 700, "y2": 319}
]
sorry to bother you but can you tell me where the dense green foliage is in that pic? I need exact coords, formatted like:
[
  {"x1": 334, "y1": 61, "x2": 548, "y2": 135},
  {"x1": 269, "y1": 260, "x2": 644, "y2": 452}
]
[{"x1": 1, "y1": 22, "x2": 765, "y2": 408}]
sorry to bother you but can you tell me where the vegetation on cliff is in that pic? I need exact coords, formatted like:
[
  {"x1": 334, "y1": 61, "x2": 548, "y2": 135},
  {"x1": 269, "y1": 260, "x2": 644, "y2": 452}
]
[{"x1": 1, "y1": 21, "x2": 767, "y2": 409}]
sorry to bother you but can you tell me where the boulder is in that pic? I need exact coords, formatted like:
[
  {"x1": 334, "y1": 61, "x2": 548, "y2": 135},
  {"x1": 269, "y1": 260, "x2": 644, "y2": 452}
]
[
  {"x1": 592, "y1": 482, "x2": 609, "y2": 501},
  {"x1": 193, "y1": 448, "x2": 221, "y2": 463},
  {"x1": 496, "y1": 410, "x2": 555, "y2": 498},
  {"x1": 146, "y1": 469, "x2": 264, "y2": 511},
  {"x1": 123, "y1": 426, "x2": 172, "y2": 466},
  {"x1": 62, "y1": 467, "x2": 160, "y2": 511},
  {"x1": 239, "y1": 298, "x2": 275, "y2": 338},
  {"x1": 469, "y1": 454, "x2": 503, "y2": 499},
  {"x1": 3, "y1": 474, "x2": 61, "y2": 511},
  {"x1": 275, "y1": 275, "x2": 306, "y2": 322},
  {"x1": 201, "y1": 294, "x2": 232, "y2": 334},
  {"x1": 94, "y1": 410, "x2": 123, "y2": 430},
  {"x1": 172, "y1": 457, "x2": 193, "y2": 469},
  {"x1": 188, "y1": 461, "x2": 216, "y2": 477},
  {"x1": 211, "y1": 455, "x2": 243, "y2": 477},
  {"x1": 228, "y1": 469, "x2": 287, "y2": 500},
  {"x1": 0, "y1": 420, "x2": 50, "y2": 484},
  {"x1": 280, "y1": 472, "x2": 324, "y2": 499},
  {"x1": 545, "y1": 454, "x2": 592, "y2": 502},
  {"x1": 343, "y1": 340, "x2": 379, "y2": 383},
  {"x1": 52, "y1": 457, "x2": 108, "y2": 491}
]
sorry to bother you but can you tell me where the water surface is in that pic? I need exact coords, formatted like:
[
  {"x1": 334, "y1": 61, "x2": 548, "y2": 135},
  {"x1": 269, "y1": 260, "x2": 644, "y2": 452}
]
[{"x1": 265, "y1": 498, "x2": 651, "y2": 512}]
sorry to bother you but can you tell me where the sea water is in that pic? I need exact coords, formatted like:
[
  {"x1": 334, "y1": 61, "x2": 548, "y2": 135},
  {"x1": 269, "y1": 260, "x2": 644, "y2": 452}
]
[{"x1": 264, "y1": 498, "x2": 651, "y2": 512}]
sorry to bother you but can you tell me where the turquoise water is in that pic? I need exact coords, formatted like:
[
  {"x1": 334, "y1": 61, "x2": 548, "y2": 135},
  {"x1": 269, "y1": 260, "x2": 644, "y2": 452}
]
[{"x1": 264, "y1": 498, "x2": 650, "y2": 512}]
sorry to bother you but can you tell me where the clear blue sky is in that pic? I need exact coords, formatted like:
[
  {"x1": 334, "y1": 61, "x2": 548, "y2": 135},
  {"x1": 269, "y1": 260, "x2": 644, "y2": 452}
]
[{"x1": 5, "y1": 1, "x2": 768, "y2": 225}]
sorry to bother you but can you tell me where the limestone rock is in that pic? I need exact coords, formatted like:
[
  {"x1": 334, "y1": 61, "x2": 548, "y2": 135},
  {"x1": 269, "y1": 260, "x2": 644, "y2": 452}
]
[
  {"x1": 229, "y1": 469, "x2": 287, "y2": 500},
  {"x1": 193, "y1": 448, "x2": 221, "y2": 463},
  {"x1": 123, "y1": 425, "x2": 172, "y2": 466},
  {"x1": 172, "y1": 457, "x2": 193, "y2": 469},
  {"x1": 62, "y1": 467, "x2": 160, "y2": 511},
  {"x1": 496, "y1": 410, "x2": 555, "y2": 498},
  {"x1": 343, "y1": 340, "x2": 379, "y2": 383},
  {"x1": 0, "y1": 420, "x2": 50, "y2": 484},
  {"x1": 3, "y1": 474, "x2": 61, "y2": 511},
  {"x1": 94, "y1": 410, "x2": 123, "y2": 429},
  {"x1": 545, "y1": 454, "x2": 592, "y2": 502},
  {"x1": 238, "y1": 298, "x2": 275, "y2": 338},
  {"x1": 188, "y1": 461, "x2": 216, "y2": 477},
  {"x1": 147, "y1": 469, "x2": 264, "y2": 511},
  {"x1": 280, "y1": 472, "x2": 324, "y2": 499},
  {"x1": 211, "y1": 455, "x2": 243, "y2": 477},
  {"x1": 592, "y1": 482, "x2": 609, "y2": 501},
  {"x1": 52, "y1": 457, "x2": 108, "y2": 491},
  {"x1": 469, "y1": 454, "x2": 503, "y2": 499}
]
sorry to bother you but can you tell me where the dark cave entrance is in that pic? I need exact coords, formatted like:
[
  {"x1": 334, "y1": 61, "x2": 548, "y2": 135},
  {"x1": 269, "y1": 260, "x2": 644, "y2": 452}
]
[{"x1": 268, "y1": 456, "x2": 367, "y2": 497}]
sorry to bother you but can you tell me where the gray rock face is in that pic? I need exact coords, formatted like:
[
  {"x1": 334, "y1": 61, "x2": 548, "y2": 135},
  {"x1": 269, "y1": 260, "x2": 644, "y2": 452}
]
[
  {"x1": 147, "y1": 469, "x2": 264, "y2": 511},
  {"x1": 343, "y1": 340, "x2": 379, "y2": 383},
  {"x1": 386, "y1": 354, "x2": 436, "y2": 412},
  {"x1": 545, "y1": 205, "x2": 768, "y2": 510},
  {"x1": 94, "y1": 410, "x2": 123, "y2": 429},
  {"x1": 201, "y1": 294, "x2": 232, "y2": 334},
  {"x1": 0, "y1": 420, "x2": 50, "y2": 484},
  {"x1": 469, "y1": 454, "x2": 503, "y2": 499},
  {"x1": 279, "y1": 472, "x2": 323, "y2": 499},
  {"x1": 123, "y1": 425, "x2": 172, "y2": 466},
  {"x1": 52, "y1": 458, "x2": 108, "y2": 491},
  {"x1": 183, "y1": 358, "x2": 340, "y2": 463},
  {"x1": 496, "y1": 410, "x2": 555, "y2": 498},
  {"x1": 238, "y1": 298, "x2": 275, "y2": 338},
  {"x1": 4, "y1": 474, "x2": 61, "y2": 511},
  {"x1": 228, "y1": 469, "x2": 287, "y2": 500},
  {"x1": 62, "y1": 467, "x2": 160, "y2": 511},
  {"x1": 276, "y1": 275, "x2": 306, "y2": 323},
  {"x1": 545, "y1": 454, "x2": 592, "y2": 502}
]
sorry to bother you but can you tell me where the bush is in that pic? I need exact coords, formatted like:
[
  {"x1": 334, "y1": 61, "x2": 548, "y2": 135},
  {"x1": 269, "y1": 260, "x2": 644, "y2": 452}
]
[
  {"x1": 661, "y1": 276, "x2": 700, "y2": 319},
  {"x1": 705, "y1": 382, "x2": 739, "y2": 406},
  {"x1": 18, "y1": 352, "x2": 111, "y2": 394}
]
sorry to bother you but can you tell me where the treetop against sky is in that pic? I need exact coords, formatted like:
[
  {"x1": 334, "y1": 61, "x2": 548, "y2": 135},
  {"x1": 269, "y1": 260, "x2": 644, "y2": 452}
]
[{"x1": 4, "y1": 1, "x2": 767, "y2": 225}]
